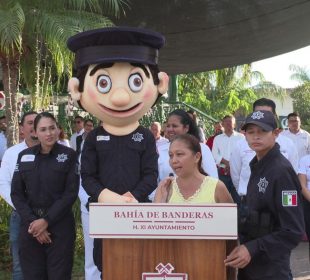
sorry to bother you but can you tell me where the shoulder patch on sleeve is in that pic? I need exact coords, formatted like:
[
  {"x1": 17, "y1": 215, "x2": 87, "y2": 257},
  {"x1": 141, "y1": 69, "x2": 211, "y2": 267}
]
[{"x1": 282, "y1": 190, "x2": 298, "y2": 207}]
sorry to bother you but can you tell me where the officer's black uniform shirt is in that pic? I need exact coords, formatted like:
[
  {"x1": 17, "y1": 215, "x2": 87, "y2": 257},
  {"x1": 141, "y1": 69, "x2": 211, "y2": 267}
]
[
  {"x1": 81, "y1": 125, "x2": 158, "y2": 202},
  {"x1": 240, "y1": 143, "x2": 305, "y2": 280},
  {"x1": 11, "y1": 143, "x2": 79, "y2": 226}
]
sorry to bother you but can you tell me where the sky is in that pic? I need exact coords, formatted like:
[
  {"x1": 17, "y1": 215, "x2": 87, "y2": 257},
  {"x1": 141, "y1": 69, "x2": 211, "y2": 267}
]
[{"x1": 252, "y1": 45, "x2": 310, "y2": 88}]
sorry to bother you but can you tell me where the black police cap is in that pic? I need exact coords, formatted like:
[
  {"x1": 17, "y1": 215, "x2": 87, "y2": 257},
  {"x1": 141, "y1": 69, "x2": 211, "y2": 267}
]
[
  {"x1": 67, "y1": 26, "x2": 165, "y2": 68},
  {"x1": 242, "y1": 110, "x2": 278, "y2": 132}
]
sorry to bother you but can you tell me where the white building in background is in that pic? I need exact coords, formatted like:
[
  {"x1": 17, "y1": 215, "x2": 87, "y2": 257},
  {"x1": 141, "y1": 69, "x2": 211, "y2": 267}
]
[{"x1": 272, "y1": 93, "x2": 294, "y2": 129}]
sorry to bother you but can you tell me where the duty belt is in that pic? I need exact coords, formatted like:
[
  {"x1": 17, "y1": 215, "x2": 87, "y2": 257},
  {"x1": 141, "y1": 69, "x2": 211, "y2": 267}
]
[{"x1": 32, "y1": 208, "x2": 48, "y2": 218}]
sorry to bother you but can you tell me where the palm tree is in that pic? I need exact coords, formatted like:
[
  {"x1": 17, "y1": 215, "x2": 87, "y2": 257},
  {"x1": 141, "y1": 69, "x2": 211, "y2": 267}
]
[{"x1": 0, "y1": 0, "x2": 127, "y2": 146}]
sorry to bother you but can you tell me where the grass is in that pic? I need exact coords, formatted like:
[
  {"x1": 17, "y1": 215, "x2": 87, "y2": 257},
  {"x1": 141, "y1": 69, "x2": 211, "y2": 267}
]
[{"x1": 0, "y1": 199, "x2": 85, "y2": 279}]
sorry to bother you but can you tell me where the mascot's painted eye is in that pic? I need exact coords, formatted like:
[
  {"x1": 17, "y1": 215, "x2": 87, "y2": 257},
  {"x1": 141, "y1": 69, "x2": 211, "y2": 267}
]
[
  {"x1": 128, "y1": 73, "x2": 143, "y2": 92},
  {"x1": 97, "y1": 75, "x2": 112, "y2": 94}
]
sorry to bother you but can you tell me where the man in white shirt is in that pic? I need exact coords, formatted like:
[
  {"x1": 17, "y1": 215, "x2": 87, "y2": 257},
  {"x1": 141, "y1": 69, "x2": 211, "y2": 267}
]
[
  {"x1": 0, "y1": 111, "x2": 38, "y2": 280},
  {"x1": 281, "y1": 112, "x2": 310, "y2": 160},
  {"x1": 212, "y1": 115, "x2": 244, "y2": 203},
  {"x1": 230, "y1": 98, "x2": 299, "y2": 196},
  {"x1": 70, "y1": 115, "x2": 84, "y2": 150},
  {"x1": 150, "y1": 121, "x2": 169, "y2": 150},
  {"x1": 0, "y1": 115, "x2": 7, "y2": 164}
]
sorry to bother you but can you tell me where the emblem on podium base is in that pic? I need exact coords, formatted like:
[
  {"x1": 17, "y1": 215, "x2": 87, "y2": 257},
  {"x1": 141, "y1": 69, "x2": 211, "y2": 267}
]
[{"x1": 142, "y1": 263, "x2": 188, "y2": 280}]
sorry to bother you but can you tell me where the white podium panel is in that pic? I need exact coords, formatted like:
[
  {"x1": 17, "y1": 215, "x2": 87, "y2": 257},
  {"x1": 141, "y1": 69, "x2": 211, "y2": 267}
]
[{"x1": 89, "y1": 203, "x2": 237, "y2": 239}]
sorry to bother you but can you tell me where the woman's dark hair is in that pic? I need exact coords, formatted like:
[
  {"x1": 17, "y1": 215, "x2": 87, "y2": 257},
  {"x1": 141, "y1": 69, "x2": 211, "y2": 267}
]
[
  {"x1": 34, "y1": 112, "x2": 57, "y2": 131},
  {"x1": 171, "y1": 134, "x2": 207, "y2": 176},
  {"x1": 168, "y1": 109, "x2": 201, "y2": 141}
]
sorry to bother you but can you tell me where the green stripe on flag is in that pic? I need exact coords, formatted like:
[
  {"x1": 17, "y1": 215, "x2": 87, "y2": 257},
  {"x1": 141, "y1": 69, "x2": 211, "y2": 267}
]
[{"x1": 283, "y1": 194, "x2": 288, "y2": 206}]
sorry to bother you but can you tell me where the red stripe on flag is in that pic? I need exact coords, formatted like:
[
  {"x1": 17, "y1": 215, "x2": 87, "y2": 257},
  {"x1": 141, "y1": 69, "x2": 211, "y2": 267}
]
[{"x1": 292, "y1": 194, "x2": 297, "y2": 206}]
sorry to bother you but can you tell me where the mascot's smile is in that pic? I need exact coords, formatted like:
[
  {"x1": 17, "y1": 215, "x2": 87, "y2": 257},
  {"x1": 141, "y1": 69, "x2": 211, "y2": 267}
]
[{"x1": 98, "y1": 102, "x2": 143, "y2": 116}]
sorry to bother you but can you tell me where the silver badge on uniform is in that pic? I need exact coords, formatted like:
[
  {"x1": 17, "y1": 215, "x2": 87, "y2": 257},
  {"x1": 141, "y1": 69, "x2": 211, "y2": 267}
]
[
  {"x1": 132, "y1": 132, "x2": 144, "y2": 142},
  {"x1": 257, "y1": 177, "x2": 269, "y2": 193},
  {"x1": 56, "y1": 153, "x2": 68, "y2": 163}
]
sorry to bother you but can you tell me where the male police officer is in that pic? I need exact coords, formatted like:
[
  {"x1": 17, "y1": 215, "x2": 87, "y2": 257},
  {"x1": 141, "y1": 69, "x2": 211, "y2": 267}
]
[
  {"x1": 67, "y1": 27, "x2": 169, "y2": 274},
  {"x1": 225, "y1": 110, "x2": 304, "y2": 280}
]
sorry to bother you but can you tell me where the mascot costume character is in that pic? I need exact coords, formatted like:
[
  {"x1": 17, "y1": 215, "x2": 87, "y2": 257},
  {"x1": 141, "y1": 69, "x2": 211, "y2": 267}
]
[{"x1": 67, "y1": 26, "x2": 169, "y2": 272}]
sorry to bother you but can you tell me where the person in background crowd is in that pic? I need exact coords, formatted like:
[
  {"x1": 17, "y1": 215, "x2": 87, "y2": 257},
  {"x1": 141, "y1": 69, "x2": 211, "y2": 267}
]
[
  {"x1": 157, "y1": 109, "x2": 218, "y2": 183},
  {"x1": 187, "y1": 109, "x2": 206, "y2": 143},
  {"x1": 212, "y1": 114, "x2": 244, "y2": 203},
  {"x1": 70, "y1": 115, "x2": 84, "y2": 150},
  {"x1": 150, "y1": 121, "x2": 169, "y2": 149},
  {"x1": 281, "y1": 112, "x2": 310, "y2": 161},
  {"x1": 76, "y1": 119, "x2": 94, "y2": 156},
  {"x1": 298, "y1": 154, "x2": 310, "y2": 260},
  {"x1": 161, "y1": 121, "x2": 169, "y2": 138},
  {"x1": 206, "y1": 121, "x2": 223, "y2": 150},
  {"x1": 154, "y1": 134, "x2": 233, "y2": 204},
  {"x1": 19, "y1": 122, "x2": 25, "y2": 143},
  {"x1": 230, "y1": 98, "x2": 299, "y2": 197},
  {"x1": 0, "y1": 115, "x2": 7, "y2": 164},
  {"x1": 76, "y1": 118, "x2": 100, "y2": 280},
  {"x1": 0, "y1": 111, "x2": 38, "y2": 280},
  {"x1": 11, "y1": 112, "x2": 79, "y2": 280},
  {"x1": 57, "y1": 124, "x2": 70, "y2": 147},
  {"x1": 238, "y1": 121, "x2": 246, "y2": 135}
]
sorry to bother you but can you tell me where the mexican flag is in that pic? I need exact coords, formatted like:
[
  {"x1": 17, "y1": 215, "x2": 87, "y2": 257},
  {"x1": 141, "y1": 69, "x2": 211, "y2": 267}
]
[{"x1": 282, "y1": 191, "x2": 297, "y2": 206}]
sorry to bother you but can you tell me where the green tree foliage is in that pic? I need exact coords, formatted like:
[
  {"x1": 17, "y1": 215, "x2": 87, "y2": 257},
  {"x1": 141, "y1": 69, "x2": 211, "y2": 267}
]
[
  {"x1": 0, "y1": 0, "x2": 127, "y2": 146},
  {"x1": 291, "y1": 83, "x2": 310, "y2": 123},
  {"x1": 178, "y1": 65, "x2": 259, "y2": 120},
  {"x1": 290, "y1": 64, "x2": 310, "y2": 130},
  {"x1": 177, "y1": 64, "x2": 288, "y2": 121}
]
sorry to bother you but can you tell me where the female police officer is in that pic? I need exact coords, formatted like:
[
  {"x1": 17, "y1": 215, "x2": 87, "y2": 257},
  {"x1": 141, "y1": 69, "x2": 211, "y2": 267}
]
[{"x1": 11, "y1": 112, "x2": 79, "y2": 280}]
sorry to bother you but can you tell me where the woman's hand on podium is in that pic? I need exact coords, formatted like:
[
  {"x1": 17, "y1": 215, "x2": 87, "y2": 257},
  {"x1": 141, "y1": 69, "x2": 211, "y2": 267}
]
[{"x1": 224, "y1": 244, "x2": 251, "y2": 269}]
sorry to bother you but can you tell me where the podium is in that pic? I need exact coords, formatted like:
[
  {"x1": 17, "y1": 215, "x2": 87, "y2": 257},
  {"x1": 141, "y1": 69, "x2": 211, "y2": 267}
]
[{"x1": 90, "y1": 203, "x2": 237, "y2": 280}]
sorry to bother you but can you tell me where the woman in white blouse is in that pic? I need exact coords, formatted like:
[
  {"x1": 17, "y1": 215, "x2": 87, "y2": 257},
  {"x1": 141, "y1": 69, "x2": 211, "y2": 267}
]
[{"x1": 158, "y1": 109, "x2": 217, "y2": 182}]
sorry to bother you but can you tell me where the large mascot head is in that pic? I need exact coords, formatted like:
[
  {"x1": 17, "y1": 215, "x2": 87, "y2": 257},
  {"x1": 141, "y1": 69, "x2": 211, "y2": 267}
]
[{"x1": 67, "y1": 27, "x2": 169, "y2": 135}]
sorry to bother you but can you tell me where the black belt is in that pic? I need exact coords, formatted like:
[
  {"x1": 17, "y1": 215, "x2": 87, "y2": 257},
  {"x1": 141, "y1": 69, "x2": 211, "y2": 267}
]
[{"x1": 32, "y1": 208, "x2": 48, "y2": 218}]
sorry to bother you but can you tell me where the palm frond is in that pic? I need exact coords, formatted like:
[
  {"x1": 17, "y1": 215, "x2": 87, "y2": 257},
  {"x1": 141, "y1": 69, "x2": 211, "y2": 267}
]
[
  {"x1": 0, "y1": 2, "x2": 25, "y2": 55},
  {"x1": 289, "y1": 64, "x2": 310, "y2": 83}
]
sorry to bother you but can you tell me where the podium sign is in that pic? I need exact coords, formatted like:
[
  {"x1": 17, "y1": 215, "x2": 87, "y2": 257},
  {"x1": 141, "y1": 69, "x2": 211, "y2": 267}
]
[{"x1": 89, "y1": 203, "x2": 237, "y2": 239}]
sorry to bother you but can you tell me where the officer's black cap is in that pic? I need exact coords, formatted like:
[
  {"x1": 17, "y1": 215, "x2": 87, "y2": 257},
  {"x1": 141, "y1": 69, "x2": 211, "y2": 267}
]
[
  {"x1": 67, "y1": 26, "x2": 165, "y2": 68},
  {"x1": 242, "y1": 110, "x2": 278, "y2": 132}
]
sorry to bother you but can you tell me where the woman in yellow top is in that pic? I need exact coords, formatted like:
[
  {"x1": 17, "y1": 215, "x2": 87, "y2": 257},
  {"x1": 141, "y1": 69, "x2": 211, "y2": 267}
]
[{"x1": 154, "y1": 134, "x2": 233, "y2": 203}]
